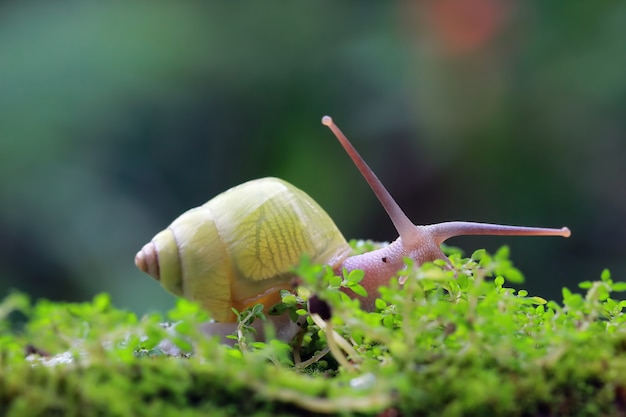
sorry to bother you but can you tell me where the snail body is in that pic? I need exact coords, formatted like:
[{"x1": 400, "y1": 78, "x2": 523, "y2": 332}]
[{"x1": 136, "y1": 116, "x2": 570, "y2": 325}]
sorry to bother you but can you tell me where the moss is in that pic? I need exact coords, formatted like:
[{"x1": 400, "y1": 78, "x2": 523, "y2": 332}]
[{"x1": 1, "y1": 246, "x2": 626, "y2": 416}]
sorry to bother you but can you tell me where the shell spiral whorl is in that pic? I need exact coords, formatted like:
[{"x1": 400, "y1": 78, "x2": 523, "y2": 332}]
[{"x1": 135, "y1": 242, "x2": 160, "y2": 281}]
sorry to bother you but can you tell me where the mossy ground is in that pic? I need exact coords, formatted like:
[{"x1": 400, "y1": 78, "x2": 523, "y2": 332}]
[{"x1": 1, "y1": 244, "x2": 625, "y2": 416}]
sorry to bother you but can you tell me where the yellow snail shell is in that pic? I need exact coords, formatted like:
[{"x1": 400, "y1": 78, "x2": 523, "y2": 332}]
[{"x1": 135, "y1": 177, "x2": 352, "y2": 322}]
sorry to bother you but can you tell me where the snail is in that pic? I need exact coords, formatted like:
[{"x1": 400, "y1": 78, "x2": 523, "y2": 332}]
[{"x1": 135, "y1": 116, "x2": 570, "y2": 332}]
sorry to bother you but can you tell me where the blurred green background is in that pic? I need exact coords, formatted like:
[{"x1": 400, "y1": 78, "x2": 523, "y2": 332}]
[{"x1": 1, "y1": 1, "x2": 624, "y2": 314}]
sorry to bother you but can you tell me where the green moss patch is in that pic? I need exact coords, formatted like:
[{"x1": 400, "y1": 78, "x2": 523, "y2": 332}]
[{"x1": 1, "y1": 246, "x2": 625, "y2": 416}]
